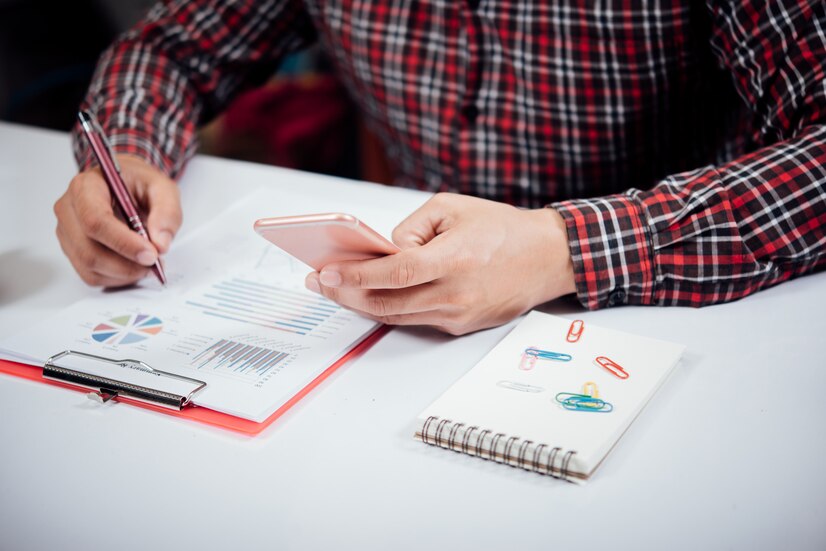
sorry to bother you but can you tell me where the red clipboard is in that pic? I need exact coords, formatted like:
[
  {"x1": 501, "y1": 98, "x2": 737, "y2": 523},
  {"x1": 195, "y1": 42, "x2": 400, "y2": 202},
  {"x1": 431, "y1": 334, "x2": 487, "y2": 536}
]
[{"x1": 0, "y1": 325, "x2": 389, "y2": 435}]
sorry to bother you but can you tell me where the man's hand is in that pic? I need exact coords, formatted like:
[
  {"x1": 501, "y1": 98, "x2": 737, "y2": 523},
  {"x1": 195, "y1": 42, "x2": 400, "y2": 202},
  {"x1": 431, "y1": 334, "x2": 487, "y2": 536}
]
[
  {"x1": 54, "y1": 155, "x2": 182, "y2": 287},
  {"x1": 305, "y1": 193, "x2": 576, "y2": 335}
]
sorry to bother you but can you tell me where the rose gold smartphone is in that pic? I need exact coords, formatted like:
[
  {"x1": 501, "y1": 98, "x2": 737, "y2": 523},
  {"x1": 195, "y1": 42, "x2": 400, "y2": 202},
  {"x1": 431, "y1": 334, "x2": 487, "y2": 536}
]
[{"x1": 254, "y1": 213, "x2": 400, "y2": 271}]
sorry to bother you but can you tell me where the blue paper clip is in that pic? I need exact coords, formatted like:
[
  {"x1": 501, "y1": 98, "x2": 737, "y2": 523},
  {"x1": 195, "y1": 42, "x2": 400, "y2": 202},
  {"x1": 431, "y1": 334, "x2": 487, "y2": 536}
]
[
  {"x1": 555, "y1": 392, "x2": 614, "y2": 413},
  {"x1": 524, "y1": 348, "x2": 572, "y2": 362}
]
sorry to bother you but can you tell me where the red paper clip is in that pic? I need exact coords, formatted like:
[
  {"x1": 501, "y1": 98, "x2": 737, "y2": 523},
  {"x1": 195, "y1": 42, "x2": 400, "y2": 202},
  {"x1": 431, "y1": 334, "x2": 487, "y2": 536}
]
[
  {"x1": 595, "y1": 356, "x2": 629, "y2": 379},
  {"x1": 566, "y1": 320, "x2": 584, "y2": 343}
]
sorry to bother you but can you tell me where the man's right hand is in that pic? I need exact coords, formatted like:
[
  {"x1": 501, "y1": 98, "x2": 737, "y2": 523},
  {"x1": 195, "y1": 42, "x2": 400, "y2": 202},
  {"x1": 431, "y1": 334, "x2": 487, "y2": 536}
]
[{"x1": 54, "y1": 155, "x2": 182, "y2": 287}]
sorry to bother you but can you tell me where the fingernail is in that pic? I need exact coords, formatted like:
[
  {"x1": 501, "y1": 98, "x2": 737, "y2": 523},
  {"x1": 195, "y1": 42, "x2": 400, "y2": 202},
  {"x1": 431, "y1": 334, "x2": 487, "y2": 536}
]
[
  {"x1": 155, "y1": 230, "x2": 172, "y2": 252},
  {"x1": 137, "y1": 250, "x2": 157, "y2": 266},
  {"x1": 305, "y1": 275, "x2": 321, "y2": 294},
  {"x1": 319, "y1": 270, "x2": 342, "y2": 287}
]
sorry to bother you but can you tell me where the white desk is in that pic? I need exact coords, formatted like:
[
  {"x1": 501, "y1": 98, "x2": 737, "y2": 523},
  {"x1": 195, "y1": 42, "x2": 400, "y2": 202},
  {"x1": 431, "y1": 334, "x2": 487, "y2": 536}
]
[{"x1": 1, "y1": 122, "x2": 824, "y2": 551}]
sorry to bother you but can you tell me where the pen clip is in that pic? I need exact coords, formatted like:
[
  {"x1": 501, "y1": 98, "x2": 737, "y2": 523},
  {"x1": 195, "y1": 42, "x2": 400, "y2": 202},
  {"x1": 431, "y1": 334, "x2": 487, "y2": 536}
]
[{"x1": 79, "y1": 110, "x2": 122, "y2": 174}]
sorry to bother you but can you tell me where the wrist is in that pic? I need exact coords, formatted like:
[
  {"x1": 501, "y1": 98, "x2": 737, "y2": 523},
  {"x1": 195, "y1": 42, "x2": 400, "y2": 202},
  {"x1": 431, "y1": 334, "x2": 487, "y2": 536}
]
[{"x1": 526, "y1": 207, "x2": 577, "y2": 301}]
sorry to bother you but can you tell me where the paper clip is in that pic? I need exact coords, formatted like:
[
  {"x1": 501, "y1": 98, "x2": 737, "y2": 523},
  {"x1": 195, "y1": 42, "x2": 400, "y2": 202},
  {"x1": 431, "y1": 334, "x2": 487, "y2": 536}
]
[
  {"x1": 566, "y1": 320, "x2": 584, "y2": 343},
  {"x1": 518, "y1": 351, "x2": 537, "y2": 371},
  {"x1": 519, "y1": 347, "x2": 572, "y2": 371},
  {"x1": 595, "y1": 356, "x2": 629, "y2": 379},
  {"x1": 524, "y1": 348, "x2": 572, "y2": 362},
  {"x1": 582, "y1": 381, "x2": 599, "y2": 398},
  {"x1": 497, "y1": 380, "x2": 545, "y2": 393},
  {"x1": 555, "y1": 392, "x2": 614, "y2": 413}
]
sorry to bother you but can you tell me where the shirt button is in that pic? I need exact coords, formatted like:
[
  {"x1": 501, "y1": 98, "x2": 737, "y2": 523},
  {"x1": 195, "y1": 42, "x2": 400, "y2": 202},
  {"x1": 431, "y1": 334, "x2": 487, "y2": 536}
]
[
  {"x1": 461, "y1": 103, "x2": 479, "y2": 124},
  {"x1": 607, "y1": 290, "x2": 626, "y2": 307}
]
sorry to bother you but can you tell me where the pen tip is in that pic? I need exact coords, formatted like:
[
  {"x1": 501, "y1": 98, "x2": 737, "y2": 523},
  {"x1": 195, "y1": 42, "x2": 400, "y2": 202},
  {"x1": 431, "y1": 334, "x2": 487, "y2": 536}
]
[{"x1": 154, "y1": 263, "x2": 168, "y2": 287}]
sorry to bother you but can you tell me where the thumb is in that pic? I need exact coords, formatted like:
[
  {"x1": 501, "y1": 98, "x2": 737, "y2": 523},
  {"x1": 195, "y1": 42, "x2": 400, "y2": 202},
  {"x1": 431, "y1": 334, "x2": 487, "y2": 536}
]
[
  {"x1": 144, "y1": 177, "x2": 182, "y2": 254},
  {"x1": 391, "y1": 193, "x2": 455, "y2": 249}
]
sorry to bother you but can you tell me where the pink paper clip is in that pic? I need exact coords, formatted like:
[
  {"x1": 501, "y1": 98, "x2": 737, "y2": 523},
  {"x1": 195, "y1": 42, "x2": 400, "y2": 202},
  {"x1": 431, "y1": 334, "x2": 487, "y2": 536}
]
[
  {"x1": 595, "y1": 356, "x2": 629, "y2": 379},
  {"x1": 518, "y1": 350, "x2": 538, "y2": 371},
  {"x1": 566, "y1": 320, "x2": 584, "y2": 343}
]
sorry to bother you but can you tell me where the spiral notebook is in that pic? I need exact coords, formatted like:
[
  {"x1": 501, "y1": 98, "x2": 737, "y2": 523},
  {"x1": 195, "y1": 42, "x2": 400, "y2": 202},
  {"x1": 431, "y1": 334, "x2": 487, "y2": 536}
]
[{"x1": 414, "y1": 311, "x2": 685, "y2": 484}]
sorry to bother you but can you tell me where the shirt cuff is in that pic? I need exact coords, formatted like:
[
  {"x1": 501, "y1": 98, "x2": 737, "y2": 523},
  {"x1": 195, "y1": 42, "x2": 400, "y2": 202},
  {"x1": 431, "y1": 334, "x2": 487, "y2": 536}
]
[
  {"x1": 551, "y1": 194, "x2": 658, "y2": 309},
  {"x1": 71, "y1": 124, "x2": 178, "y2": 178}
]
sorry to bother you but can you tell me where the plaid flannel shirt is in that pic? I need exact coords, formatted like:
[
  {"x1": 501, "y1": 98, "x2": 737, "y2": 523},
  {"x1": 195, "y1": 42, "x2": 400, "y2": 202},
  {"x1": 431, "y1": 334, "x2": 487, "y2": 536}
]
[{"x1": 73, "y1": 0, "x2": 826, "y2": 309}]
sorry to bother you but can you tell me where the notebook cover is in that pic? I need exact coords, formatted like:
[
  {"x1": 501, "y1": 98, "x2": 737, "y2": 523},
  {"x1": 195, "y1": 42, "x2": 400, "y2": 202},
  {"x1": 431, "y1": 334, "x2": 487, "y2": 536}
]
[{"x1": 0, "y1": 325, "x2": 390, "y2": 435}]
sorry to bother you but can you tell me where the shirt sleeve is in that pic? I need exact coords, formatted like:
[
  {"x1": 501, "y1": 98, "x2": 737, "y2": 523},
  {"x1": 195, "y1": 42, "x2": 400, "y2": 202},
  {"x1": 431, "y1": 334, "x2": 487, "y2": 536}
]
[
  {"x1": 71, "y1": 0, "x2": 317, "y2": 178},
  {"x1": 552, "y1": 0, "x2": 826, "y2": 309}
]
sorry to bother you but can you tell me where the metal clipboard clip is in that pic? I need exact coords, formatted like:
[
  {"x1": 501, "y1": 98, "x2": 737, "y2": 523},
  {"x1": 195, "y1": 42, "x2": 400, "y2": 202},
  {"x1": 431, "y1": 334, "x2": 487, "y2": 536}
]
[{"x1": 43, "y1": 350, "x2": 206, "y2": 410}]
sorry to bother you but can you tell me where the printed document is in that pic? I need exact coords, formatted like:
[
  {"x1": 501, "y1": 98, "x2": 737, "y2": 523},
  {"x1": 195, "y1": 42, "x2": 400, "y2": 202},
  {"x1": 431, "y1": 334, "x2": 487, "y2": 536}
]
[{"x1": 0, "y1": 188, "x2": 396, "y2": 422}]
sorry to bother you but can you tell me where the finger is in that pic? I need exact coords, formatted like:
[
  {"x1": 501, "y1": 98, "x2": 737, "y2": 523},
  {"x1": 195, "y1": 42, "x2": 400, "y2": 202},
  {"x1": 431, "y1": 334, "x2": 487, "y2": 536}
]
[
  {"x1": 87, "y1": 269, "x2": 149, "y2": 289},
  {"x1": 85, "y1": 243, "x2": 151, "y2": 281},
  {"x1": 318, "y1": 236, "x2": 456, "y2": 290},
  {"x1": 307, "y1": 273, "x2": 478, "y2": 332},
  {"x1": 306, "y1": 272, "x2": 443, "y2": 316},
  {"x1": 305, "y1": 271, "x2": 322, "y2": 294},
  {"x1": 362, "y1": 312, "x2": 481, "y2": 336},
  {"x1": 355, "y1": 309, "x2": 451, "y2": 328},
  {"x1": 71, "y1": 265, "x2": 133, "y2": 288},
  {"x1": 57, "y1": 237, "x2": 147, "y2": 287},
  {"x1": 71, "y1": 176, "x2": 159, "y2": 267},
  {"x1": 320, "y1": 297, "x2": 468, "y2": 334},
  {"x1": 141, "y1": 175, "x2": 182, "y2": 254},
  {"x1": 56, "y1": 214, "x2": 150, "y2": 285},
  {"x1": 391, "y1": 192, "x2": 454, "y2": 248}
]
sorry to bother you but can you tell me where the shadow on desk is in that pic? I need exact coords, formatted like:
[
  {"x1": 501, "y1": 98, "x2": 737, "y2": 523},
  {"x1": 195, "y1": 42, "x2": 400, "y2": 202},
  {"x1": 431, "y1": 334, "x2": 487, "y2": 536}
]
[
  {"x1": 390, "y1": 295, "x2": 585, "y2": 341},
  {"x1": 535, "y1": 295, "x2": 585, "y2": 316},
  {"x1": 0, "y1": 249, "x2": 58, "y2": 305}
]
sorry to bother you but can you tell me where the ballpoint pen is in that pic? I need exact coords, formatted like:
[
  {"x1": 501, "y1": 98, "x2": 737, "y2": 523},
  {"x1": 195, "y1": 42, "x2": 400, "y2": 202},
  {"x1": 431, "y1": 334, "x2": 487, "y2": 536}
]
[{"x1": 77, "y1": 110, "x2": 167, "y2": 285}]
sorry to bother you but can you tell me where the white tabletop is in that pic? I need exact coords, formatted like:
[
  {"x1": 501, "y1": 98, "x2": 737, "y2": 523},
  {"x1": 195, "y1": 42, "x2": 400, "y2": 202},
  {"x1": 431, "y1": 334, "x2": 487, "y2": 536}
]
[{"x1": 1, "y1": 122, "x2": 824, "y2": 551}]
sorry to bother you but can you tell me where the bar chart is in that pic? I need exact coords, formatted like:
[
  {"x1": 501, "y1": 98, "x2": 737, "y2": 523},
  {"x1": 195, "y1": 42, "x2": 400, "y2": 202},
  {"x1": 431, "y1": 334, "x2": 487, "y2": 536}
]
[
  {"x1": 185, "y1": 278, "x2": 341, "y2": 337},
  {"x1": 190, "y1": 338, "x2": 290, "y2": 377}
]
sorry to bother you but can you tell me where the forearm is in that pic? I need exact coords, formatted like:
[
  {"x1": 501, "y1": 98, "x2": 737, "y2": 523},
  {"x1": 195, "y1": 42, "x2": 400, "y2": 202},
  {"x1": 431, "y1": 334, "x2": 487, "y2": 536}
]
[
  {"x1": 71, "y1": 0, "x2": 317, "y2": 178},
  {"x1": 72, "y1": 41, "x2": 202, "y2": 178},
  {"x1": 554, "y1": 125, "x2": 826, "y2": 309}
]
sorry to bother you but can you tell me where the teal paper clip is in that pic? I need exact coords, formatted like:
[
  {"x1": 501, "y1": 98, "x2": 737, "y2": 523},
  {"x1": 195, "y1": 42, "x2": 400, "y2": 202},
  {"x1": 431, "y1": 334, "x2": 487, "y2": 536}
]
[
  {"x1": 555, "y1": 392, "x2": 614, "y2": 413},
  {"x1": 524, "y1": 348, "x2": 572, "y2": 362}
]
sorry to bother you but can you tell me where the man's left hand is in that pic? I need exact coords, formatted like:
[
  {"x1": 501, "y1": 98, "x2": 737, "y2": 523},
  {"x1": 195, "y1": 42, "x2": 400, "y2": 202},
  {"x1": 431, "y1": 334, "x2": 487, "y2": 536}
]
[{"x1": 305, "y1": 193, "x2": 576, "y2": 335}]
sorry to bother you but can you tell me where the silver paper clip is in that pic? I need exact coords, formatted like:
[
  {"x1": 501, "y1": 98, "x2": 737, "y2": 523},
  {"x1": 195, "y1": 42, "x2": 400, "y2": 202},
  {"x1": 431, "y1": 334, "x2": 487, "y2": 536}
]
[{"x1": 497, "y1": 380, "x2": 545, "y2": 393}]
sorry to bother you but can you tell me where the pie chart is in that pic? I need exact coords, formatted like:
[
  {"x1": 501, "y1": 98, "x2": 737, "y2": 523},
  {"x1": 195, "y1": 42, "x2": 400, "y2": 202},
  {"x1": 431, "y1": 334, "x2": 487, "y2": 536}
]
[{"x1": 91, "y1": 314, "x2": 163, "y2": 345}]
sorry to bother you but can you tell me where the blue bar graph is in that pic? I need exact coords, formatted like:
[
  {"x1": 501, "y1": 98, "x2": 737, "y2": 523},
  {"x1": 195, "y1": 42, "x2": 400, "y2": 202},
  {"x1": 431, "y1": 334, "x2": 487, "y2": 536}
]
[{"x1": 186, "y1": 278, "x2": 340, "y2": 336}]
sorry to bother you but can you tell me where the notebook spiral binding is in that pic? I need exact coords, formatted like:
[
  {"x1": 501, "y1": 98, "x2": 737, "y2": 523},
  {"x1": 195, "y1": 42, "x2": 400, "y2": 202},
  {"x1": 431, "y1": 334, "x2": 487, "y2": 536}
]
[{"x1": 418, "y1": 416, "x2": 579, "y2": 482}]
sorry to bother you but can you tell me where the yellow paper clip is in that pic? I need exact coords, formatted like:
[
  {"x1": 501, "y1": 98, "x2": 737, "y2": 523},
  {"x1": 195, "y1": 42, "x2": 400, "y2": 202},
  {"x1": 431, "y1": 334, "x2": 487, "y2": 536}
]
[{"x1": 582, "y1": 382, "x2": 599, "y2": 399}]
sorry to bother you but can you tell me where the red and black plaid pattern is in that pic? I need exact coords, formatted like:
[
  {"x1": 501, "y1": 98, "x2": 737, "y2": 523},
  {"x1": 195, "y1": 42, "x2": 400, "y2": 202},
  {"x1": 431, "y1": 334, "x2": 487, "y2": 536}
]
[{"x1": 73, "y1": 0, "x2": 826, "y2": 310}]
